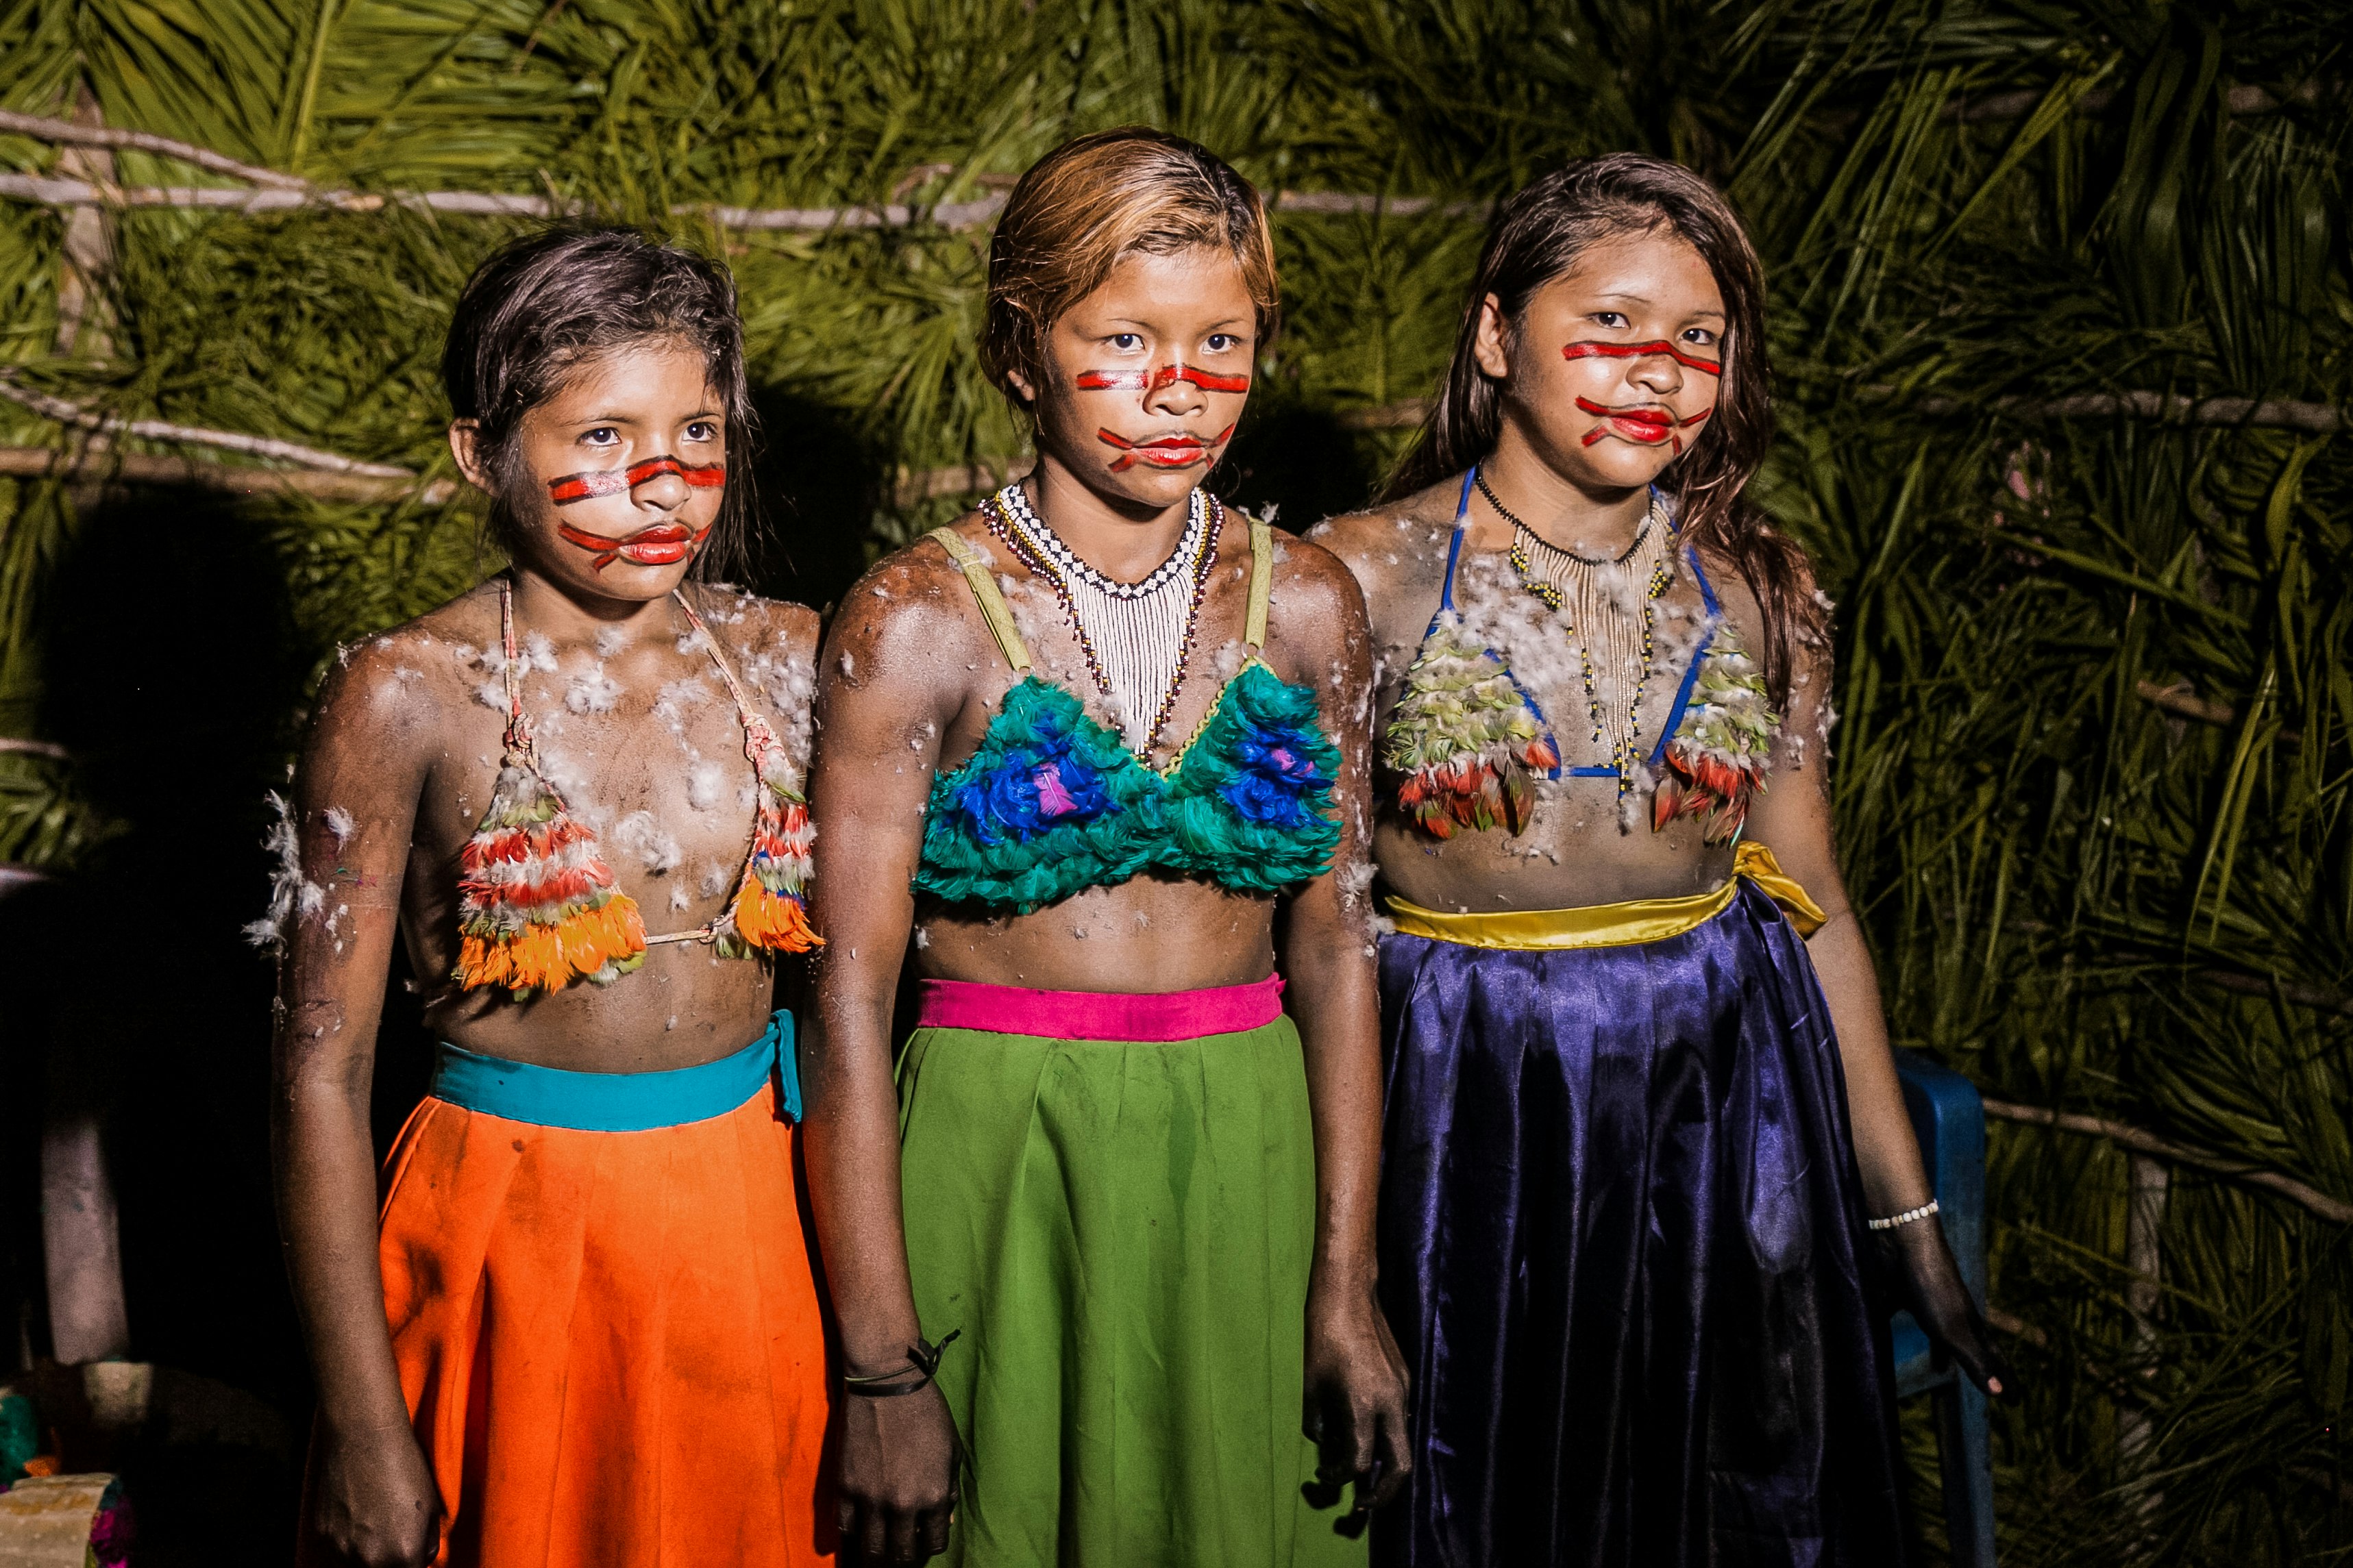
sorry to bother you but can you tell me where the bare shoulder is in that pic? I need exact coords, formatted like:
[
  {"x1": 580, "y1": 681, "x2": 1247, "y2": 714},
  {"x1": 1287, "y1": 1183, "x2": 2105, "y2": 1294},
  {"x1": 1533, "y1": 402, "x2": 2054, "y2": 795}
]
[
  {"x1": 301, "y1": 584, "x2": 504, "y2": 784},
  {"x1": 690, "y1": 582, "x2": 822, "y2": 667},
  {"x1": 820, "y1": 509, "x2": 999, "y2": 688},
  {"x1": 1305, "y1": 478, "x2": 1463, "y2": 648},
  {"x1": 1266, "y1": 526, "x2": 1368, "y2": 619}
]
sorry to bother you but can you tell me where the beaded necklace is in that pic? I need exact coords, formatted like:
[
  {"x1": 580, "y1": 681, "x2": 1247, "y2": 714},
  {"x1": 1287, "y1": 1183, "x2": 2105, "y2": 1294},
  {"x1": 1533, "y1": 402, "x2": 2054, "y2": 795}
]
[
  {"x1": 1481, "y1": 473, "x2": 1674, "y2": 795},
  {"x1": 985, "y1": 483, "x2": 1222, "y2": 756}
]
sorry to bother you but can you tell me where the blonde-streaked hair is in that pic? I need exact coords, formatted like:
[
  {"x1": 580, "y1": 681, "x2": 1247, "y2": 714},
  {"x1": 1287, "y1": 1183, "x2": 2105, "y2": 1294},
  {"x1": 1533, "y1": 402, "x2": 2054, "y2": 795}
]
[{"x1": 982, "y1": 128, "x2": 1278, "y2": 404}]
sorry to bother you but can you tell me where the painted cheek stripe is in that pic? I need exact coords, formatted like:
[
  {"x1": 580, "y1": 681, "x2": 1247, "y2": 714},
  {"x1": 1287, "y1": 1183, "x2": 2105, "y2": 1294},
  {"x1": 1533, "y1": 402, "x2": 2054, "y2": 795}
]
[
  {"x1": 1096, "y1": 425, "x2": 1236, "y2": 473},
  {"x1": 546, "y1": 454, "x2": 728, "y2": 506},
  {"x1": 1075, "y1": 365, "x2": 1253, "y2": 395},
  {"x1": 1561, "y1": 340, "x2": 1723, "y2": 376}
]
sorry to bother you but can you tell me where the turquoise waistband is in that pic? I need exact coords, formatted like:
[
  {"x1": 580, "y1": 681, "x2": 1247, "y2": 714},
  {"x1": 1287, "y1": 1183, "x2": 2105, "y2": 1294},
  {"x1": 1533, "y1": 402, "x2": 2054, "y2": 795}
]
[{"x1": 430, "y1": 1010, "x2": 799, "y2": 1132}]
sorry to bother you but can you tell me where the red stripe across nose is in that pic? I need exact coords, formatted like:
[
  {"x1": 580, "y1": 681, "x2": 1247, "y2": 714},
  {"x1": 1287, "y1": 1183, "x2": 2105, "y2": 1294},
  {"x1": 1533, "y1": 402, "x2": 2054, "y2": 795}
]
[
  {"x1": 1561, "y1": 340, "x2": 1723, "y2": 376},
  {"x1": 1075, "y1": 365, "x2": 1253, "y2": 395},
  {"x1": 546, "y1": 455, "x2": 728, "y2": 506}
]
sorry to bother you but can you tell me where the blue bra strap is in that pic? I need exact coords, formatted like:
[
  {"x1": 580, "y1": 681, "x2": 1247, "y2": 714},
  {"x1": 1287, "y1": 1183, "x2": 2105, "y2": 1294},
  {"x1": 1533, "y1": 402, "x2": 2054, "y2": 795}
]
[
  {"x1": 1688, "y1": 542, "x2": 1721, "y2": 617},
  {"x1": 1429, "y1": 470, "x2": 1477, "y2": 621},
  {"x1": 1651, "y1": 547, "x2": 1716, "y2": 767}
]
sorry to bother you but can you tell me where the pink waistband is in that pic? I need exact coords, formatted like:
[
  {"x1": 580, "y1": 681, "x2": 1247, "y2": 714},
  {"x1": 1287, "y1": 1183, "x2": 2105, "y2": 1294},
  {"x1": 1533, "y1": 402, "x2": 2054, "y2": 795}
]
[{"x1": 914, "y1": 973, "x2": 1285, "y2": 1043}]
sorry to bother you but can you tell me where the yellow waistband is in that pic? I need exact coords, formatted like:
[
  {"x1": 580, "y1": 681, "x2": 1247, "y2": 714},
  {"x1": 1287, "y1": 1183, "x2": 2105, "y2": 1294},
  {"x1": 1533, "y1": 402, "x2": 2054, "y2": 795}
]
[{"x1": 1385, "y1": 843, "x2": 1828, "y2": 950}]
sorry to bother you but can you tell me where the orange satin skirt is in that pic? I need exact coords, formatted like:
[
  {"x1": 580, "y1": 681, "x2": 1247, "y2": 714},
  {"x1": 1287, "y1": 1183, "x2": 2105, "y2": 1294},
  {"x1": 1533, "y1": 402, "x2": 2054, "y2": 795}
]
[{"x1": 299, "y1": 1069, "x2": 835, "y2": 1567}]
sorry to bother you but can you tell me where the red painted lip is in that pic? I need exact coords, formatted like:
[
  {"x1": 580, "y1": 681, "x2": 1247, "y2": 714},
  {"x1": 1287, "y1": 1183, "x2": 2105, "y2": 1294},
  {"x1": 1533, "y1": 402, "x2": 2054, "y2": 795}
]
[
  {"x1": 1575, "y1": 397, "x2": 1713, "y2": 450},
  {"x1": 557, "y1": 519, "x2": 713, "y2": 571},
  {"x1": 616, "y1": 522, "x2": 700, "y2": 564},
  {"x1": 1097, "y1": 424, "x2": 1236, "y2": 472}
]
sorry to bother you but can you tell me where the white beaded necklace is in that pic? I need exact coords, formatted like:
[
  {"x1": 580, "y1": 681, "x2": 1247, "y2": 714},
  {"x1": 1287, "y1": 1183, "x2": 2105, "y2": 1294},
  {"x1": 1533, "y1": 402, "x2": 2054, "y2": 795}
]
[{"x1": 989, "y1": 484, "x2": 1220, "y2": 754}]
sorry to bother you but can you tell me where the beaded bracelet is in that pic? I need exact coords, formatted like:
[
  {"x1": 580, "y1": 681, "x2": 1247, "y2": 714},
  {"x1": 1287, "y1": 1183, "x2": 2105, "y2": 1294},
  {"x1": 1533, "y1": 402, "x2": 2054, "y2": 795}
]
[{"x1": 1867, "y1": 1199, "x2": 1940, "y2": 1232}]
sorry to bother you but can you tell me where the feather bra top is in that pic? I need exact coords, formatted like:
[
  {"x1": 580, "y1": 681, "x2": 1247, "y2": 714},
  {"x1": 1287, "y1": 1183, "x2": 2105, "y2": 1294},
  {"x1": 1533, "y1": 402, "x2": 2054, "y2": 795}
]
[
  {"x1": 913, "y1": 503, "x2": 1340, "y2": 914},
  {"x1": 1384, "y1": 472, "x2": 1782, "y2": 843},
  {"x1": 454, "y1": 577, "x2": 820, "y2": 1001}
]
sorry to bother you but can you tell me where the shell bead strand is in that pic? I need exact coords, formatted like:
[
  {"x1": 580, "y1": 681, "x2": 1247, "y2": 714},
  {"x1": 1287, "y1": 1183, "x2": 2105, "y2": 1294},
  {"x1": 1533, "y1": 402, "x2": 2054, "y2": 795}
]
[{"x1": 987, "y1": 484, "x2": 1222, "y2": 756}]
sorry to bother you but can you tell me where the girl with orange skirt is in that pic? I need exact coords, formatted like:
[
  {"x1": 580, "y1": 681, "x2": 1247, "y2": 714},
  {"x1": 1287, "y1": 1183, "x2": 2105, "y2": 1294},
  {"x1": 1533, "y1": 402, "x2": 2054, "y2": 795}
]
[{"x1": 269, "y1": 228, "x2": 832, "y2": 1567}]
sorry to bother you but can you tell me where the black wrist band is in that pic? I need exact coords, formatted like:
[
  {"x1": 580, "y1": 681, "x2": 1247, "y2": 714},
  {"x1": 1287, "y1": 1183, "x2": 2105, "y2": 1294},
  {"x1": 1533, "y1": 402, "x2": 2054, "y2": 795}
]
[{"x1": 842, "y1": 1329, "x2": 961, "y2": 1397}]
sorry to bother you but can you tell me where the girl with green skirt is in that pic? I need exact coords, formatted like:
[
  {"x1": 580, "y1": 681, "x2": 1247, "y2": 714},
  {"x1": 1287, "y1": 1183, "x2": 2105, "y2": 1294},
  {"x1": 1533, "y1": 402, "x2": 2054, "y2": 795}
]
[{"x1": 800, "y1": 128, "x2": 1409, "y2": 1566}]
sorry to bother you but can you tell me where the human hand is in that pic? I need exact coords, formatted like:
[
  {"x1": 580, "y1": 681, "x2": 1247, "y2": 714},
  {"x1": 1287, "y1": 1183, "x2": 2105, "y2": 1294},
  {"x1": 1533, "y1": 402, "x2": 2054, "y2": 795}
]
[
  {"x1": 1301, "y1": 1277, "x2": 1412, "y2": 1533},
  {"x1": 312, "y1": 1418, "x2": 440, "y2": 1567},
  {"x1": 1878, "y1": 1216, "x2": 2018, "y2": 1399},
  {"x1": 837, "y1": 1378, "x2": 959, "y2": 1563}
]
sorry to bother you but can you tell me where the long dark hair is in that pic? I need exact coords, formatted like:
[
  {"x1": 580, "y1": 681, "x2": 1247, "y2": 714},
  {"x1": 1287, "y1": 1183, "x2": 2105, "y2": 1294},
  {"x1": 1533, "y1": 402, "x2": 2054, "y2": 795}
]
[
  {"x1": 1387, "y1": 155, "x2": 1825, "y2": 704},
  {"x1": 443, "y1": 225, "x2": 758, "y2": 582}
]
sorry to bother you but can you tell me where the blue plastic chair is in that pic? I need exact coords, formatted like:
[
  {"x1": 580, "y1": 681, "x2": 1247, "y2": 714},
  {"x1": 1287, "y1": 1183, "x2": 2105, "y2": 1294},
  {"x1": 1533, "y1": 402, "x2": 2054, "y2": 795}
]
[{"x1": 1890, "y1": 1049, "x2": 1997, "y2": 1567}]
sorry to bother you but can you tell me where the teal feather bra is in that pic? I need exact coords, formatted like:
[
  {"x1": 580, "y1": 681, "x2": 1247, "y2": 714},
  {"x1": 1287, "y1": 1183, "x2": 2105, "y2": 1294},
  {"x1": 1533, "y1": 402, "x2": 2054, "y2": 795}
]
[{"x1": 915, "y1": 507, "x2": 1341, "y2": 914}]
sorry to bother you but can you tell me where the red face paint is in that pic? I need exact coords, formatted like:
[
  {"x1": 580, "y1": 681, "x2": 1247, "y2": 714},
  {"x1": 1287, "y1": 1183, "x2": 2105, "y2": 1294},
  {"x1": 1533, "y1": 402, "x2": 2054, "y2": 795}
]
[
  {"x1": 555, "y1": 519, "x2": 715, "y2": 572},
  {"x1": 1561, "y1": 340, "x2": 1723, "y2": 377},
  {"x1": 1096, "y1": 425, "x2": 1236, "y2": 473},
  {"x1": 1075, "y1": 365, "x2": 1253, "y2": 395},
  {"x1": 546, "y1": 454, "x2": 727, "y2": 506},
  {"x1": 1574, "y1": 397, "x2": 1714, "y2": 453}
]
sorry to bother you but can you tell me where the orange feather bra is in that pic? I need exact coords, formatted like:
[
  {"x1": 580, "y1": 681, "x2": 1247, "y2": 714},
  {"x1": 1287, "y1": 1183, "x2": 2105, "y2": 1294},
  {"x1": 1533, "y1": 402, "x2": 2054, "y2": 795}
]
[{"x1": 454, "y1": 578, "x2": 821, "y2": 1000}]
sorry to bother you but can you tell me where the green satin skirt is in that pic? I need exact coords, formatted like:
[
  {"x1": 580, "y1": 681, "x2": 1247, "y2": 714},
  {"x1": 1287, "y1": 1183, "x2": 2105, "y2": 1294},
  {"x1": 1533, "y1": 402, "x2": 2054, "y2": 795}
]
[{"x1": 897, "y1": 1015, "x2": 1363, "y2": 1568}]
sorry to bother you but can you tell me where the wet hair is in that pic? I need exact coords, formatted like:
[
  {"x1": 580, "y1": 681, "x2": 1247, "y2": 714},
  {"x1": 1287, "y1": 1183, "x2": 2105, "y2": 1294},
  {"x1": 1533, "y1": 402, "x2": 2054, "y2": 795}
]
[
  {"x1": 982, "y1": 129, "x2": 1278, "y2": 405},
  {"x1": 1386, "y1": 154, "x2": 1825, "y2": 706},
  {"x1": 443, "y1": 225, "x2": 756, "y2": 580}
]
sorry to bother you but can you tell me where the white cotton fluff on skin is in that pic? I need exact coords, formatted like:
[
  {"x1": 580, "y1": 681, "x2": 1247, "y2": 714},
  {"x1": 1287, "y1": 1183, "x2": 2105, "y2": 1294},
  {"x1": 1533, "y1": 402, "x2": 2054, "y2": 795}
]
[
  {"x1": 245, "y1": 791, "x2": 327, "y2": 948},
  {"x1": 474, "y1": 680, "x2": 508, "y2": 713},
  {"x1": 653, "y1": 677, "x2": 712, "y2": 739},
  {"x1": 670, "y1": 884, "x2": 691, "y2": 912},
  {"x1": 595, "y1": 625, "x2": 630, "y2": 659},
  {"x1": 744, "y1": 645, "x2": 817, "y2": 784},
  {"x1": 520, "y1": 632, "x2": 559, "y2": 673},
  {"x1": 687, "y1": 760, "x2": 730, "y2": 812},
  {"x1": 324, "y1": 806, "x2": 356, "y2": 847},
  {"x1": 913, "y1": 927, "x2": 931, "y2": 949},
  {"x1": 677, "y1": 629, "x2": 710, "y2": 657},
  {"x1": 699, "y1": 860, "x2": 732, "y2": 898},
  {"x1": 611, "y1": 811, "x2": 682, "y2": 875},
  {"x1": 567, "y1": 665, "x2": 622, "y2": 714}
]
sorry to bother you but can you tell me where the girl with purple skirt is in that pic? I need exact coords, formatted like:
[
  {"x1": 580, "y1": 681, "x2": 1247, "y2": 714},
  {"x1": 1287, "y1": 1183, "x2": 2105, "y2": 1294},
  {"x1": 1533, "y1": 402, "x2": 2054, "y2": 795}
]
[{"x1": 1312, "y1": 155, "x2": 2015, "y2": 1566}]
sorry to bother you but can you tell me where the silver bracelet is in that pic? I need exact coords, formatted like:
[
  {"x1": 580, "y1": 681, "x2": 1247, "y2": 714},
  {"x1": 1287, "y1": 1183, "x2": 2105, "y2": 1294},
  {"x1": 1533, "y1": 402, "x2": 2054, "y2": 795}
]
[{"x1": 1867, "y1": 1199, "x2": 1940, "y2": 1232}]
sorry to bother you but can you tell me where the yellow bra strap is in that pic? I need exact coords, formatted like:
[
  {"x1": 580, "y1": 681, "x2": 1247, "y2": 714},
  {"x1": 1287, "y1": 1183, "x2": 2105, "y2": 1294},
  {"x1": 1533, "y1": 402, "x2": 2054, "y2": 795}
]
[
  {"x1": 927, "y1": 527, "x2": 1031, "y2": 673},
  {"x1": 1246, "y1": 512, "x2": 1272, "y2": 651}
]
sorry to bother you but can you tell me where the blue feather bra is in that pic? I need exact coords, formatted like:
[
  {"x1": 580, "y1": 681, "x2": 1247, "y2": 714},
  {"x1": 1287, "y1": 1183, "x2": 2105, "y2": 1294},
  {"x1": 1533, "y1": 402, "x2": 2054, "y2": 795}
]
[{"x1": 913, "y1": 495, "x2": 1340, "y2": 914}]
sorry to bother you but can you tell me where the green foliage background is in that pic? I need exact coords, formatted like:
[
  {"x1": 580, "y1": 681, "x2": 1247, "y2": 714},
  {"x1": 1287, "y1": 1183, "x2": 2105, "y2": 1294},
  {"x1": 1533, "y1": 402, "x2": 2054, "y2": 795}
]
[{"x1": 1, "y1": 1, "x2": 2347, "y2": 1560}]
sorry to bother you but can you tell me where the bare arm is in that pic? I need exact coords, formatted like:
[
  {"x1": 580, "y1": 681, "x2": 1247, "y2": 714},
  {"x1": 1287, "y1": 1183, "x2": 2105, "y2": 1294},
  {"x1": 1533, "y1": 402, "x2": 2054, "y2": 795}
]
[
  {"x1": 1747, "y1": 630, "x2": 2014, "y2": 1396},
  {"x1": 1270, "y1": 544, "x2": 1412, "y2": 1515},
  {"x1": 269, "y1": 645, "x2": 441, "y2": 1566},
  {"x1": 802, "y1": 553, "x2": 967, "y2": 1560}
]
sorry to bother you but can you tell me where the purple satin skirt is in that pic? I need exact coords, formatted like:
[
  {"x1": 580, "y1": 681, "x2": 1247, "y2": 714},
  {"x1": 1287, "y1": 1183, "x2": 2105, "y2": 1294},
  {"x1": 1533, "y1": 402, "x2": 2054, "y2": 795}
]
[{"x1": 1374, "y1": 882, "x2": 1904, "y2": 1568}]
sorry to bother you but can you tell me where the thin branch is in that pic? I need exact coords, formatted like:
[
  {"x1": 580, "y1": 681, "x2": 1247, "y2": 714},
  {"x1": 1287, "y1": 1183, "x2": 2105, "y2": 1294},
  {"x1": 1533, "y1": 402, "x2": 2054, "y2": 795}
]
[
  {"x1": 1983, "y1": 1099, "x2": 2353, "y2": 1225},
  {"x1": 2195, "y1": 968, "x2": 2353, "y2": 1019},
  {"x1": 0, "y1": 736, "x2": 70, "y2": 759},
  {"x1": 0, "y1": 377, "x2": 413, "y2": 476},
  {"x1": 1943, "y1": 82, "x2": 2306, "y2": 123},
  {"x1": 0, "y1": 446, "x2": 454, "y2": 505},
  {"x1": 0, "y1": 108, "x2": 308, "y2": 190},
  {"x1": 1915, "y1": 388, "x2": 2342, "y2": 434},
  {"x1": 0, "y1": 172, "x2": 1484, "y2": 232},
  {"x1": 2136, "y1": 679, "x2": 2237, "y2": 727}
]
